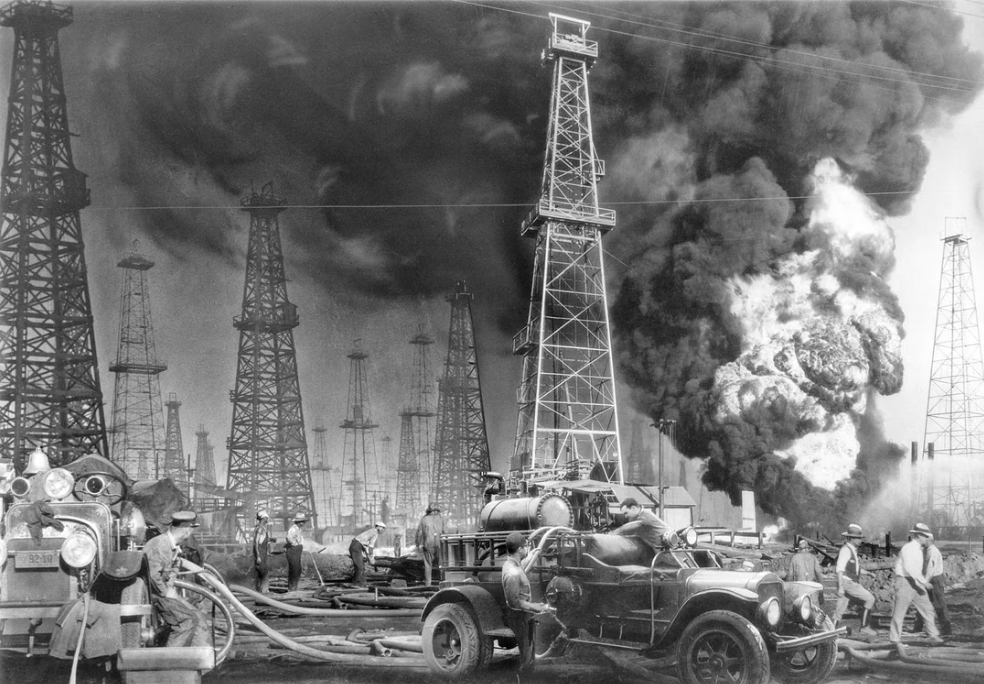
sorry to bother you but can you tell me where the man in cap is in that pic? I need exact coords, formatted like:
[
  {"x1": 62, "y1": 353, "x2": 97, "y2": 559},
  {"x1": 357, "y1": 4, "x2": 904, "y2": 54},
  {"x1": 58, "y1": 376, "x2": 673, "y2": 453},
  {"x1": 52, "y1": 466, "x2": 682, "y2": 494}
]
[
  {"x1": 285, "y1": 513, "x2": 308, "y2": 592},
  {"x1": 252, "y1": 510, "x2": 271, "y2": 593},
  {"x1": 788, "y1": 538, "x2": 824, "y2": 588},
  {"x1": 349, "y1": 521, "x2": 387, "y2": 588},
  {"x1": 914, "y1": 532, "x2": 952, "y2": 636},
  {"x1": 416, "y1": 502, "x2": 445, "y2": 586},
  {"x1": 832, "y1": 523, "x2": 877, "y2": 636},
  {"x1": 613, "y1": 498, "x2": 672, "y2": 552},
  {"x1": 501, "y1": 531, "x2": 554, "y2": 672},
  {"x1": 142, "y1": 511, "x2": 209, "y2": 647},
  {"x1": 890, "y1": 522, "x2": 943, "y2": 646}
]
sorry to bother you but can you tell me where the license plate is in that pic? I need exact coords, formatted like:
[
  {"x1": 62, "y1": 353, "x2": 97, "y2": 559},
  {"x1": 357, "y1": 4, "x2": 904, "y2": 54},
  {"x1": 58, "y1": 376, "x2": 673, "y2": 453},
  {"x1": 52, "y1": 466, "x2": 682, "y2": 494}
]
[{"x1": 15, "y1": 550, "x2": 60, "y2": 569}]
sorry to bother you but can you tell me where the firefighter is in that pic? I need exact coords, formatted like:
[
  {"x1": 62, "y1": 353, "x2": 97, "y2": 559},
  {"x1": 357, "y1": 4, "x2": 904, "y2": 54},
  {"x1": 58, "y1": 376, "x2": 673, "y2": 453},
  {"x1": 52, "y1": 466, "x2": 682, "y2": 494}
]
[
  {"x1": 142, "y1": 511, "x2": 209, "y2": 647},
  {"x1": 501, "y1": 531, "x2": 554, "y2": 672},
  {"x1": 613, "y1": 498, "x2": 672, "y2": 552},
  {"x1": 252, "y1": 510, "x2": 271, "y2": 593},
  {"x1": 285, "y1": 513, "x2": 307, "y2": 592},
  {"x1": 831, "y1": 523, "x2": 877, "y2": 636},
  {"x1": 349, "y1": 522, "x2": 386, "y2": 588},
  {"x1": 415, "y1": 503, "x2": 445, "y2": 586}
]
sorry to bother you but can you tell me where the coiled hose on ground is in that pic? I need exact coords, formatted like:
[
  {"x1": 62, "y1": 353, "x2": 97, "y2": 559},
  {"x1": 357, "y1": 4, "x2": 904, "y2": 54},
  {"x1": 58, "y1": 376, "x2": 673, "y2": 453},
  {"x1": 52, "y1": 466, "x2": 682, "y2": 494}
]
[
  {"x1": 180, "y1": 560, "x2": 426, "y2": 667},
  {"x1": 840, "y1": 639, "x2": 984, "y2": 678}
]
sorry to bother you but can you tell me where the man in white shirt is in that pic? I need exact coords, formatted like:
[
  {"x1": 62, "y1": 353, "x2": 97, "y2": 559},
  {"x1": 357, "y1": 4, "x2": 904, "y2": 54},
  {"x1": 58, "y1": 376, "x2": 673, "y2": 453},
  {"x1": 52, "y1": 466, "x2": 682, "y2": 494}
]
[
  {"x1": 285, "y1": 513, "x2": 307, "y2": 591},
  {"x1": 889, "y1": 522, "x2": 943, "y2": 645},
  {"x1": 914, "y1": 532, "x2": 951, "y2": 636},
  {"x1": 349, "y1": 522, "x2": 386, "y2": 588},
  {"x1": 831, "y1": 523, "x2": 876, "y2": 636}
]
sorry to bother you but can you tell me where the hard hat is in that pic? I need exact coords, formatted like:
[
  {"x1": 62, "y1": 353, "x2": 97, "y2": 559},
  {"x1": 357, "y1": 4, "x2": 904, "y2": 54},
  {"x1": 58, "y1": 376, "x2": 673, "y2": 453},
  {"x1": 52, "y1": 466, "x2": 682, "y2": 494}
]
[{"x1": 23, "y1": 447, "x2": 51, "y2": 476}]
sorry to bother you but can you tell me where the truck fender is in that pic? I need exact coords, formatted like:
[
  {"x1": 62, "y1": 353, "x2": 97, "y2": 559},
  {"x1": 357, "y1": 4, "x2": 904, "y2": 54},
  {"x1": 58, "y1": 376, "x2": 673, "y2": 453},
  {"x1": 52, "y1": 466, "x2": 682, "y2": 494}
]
[
  {"x1": 656, "y1": 588, "x2": 759, "y2": 647},
  {"x1": 421, "y1": 585, "x2": 508, "y2": 634},
  {"x1": 103, "y1": 550, "x2": 145, "y2": 580}
]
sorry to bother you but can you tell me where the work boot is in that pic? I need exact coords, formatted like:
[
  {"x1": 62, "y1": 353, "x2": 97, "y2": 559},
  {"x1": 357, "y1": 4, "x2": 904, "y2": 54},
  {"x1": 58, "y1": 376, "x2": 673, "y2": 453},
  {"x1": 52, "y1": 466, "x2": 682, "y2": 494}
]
[{"x1": 859, "y1": 609, "x2": 878, "y2": 637}]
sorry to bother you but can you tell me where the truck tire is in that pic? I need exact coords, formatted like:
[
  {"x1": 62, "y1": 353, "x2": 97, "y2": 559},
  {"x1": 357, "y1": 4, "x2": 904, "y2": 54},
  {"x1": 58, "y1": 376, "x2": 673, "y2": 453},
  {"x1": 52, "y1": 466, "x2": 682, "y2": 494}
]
[
  {"x1": 422, "y1": 603, "x2": 492, "y2": 678},
  {"x1": 120, "y1": 578, "x2": 151, "y2": 648},
  {"x1": 771, "y1": 615, "x2": 838, "y2": 684},
  {"x1": 677, "y1": 609, "x2": 771, "y2": 684}
]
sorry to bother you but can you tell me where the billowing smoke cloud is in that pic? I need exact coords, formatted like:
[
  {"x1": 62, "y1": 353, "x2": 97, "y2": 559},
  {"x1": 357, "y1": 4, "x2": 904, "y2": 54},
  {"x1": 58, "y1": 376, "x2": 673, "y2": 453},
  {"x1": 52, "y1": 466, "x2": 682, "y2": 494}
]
[
  {"x1": 64, "y1": 2, "x2": 982, "y2": 528},
  {"x1": 607, "y1": 3, "x2": 982, "y2": 530}
]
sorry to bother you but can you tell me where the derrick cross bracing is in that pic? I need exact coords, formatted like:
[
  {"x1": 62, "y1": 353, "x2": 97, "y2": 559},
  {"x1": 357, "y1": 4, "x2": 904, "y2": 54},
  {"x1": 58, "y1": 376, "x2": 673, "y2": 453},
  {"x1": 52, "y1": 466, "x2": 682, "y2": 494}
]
[
  {"x1": 432, "y1": 282, "x2": 492, "y2": 530},
  {"x1": 225, "y1": 186, "x2": 317, "y2": 529},
  {"x1": 513, "y1": 14, "x2": 623, "y2": 485},
  {"x1": 0, "y1": 0, "x2": 109, "y2": 471}
]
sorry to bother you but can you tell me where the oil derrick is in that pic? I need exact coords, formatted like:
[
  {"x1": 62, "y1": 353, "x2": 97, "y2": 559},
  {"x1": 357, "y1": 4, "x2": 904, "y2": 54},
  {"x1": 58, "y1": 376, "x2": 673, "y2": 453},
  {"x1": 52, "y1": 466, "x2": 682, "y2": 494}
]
[
  {"x1": 162, "y1": 393, "x2": 188, "y2": 491},
  {"x1": 310, "y1": 418, "x2": 337, "y2": 528},
  {"x1": 396, "y1": 330, "x2": 436, "y2": 521},
  {"x1": 108, "y1": 241, "x2": 167, "y2": 480},
  {"x1": 339, "y1": 340, "x2": 379, "y2": 532},
  {"x1": 225, "y1": 185, "x2": 316, "y2": 528},
  {"x1": 513, "y1": 15, "x2": 623, "y2": 484},
  {"x1": 0, "y1": 1, "x2": 108, "y2": 471},
  {"x1": 922, "y1": 219, "x2": 984, "y2": 530},
  {"x1": 193, "y1": 425, "x2": 218, "y2": 512},
  {"x1": 431, "y1": 282, "x2": 491, "y2": 530}
]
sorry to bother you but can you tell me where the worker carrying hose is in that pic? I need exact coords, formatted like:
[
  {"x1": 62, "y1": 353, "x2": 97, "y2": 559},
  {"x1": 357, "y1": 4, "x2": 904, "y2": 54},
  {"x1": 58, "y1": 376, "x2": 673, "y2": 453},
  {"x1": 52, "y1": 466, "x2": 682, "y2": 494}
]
[
  {"x1": 143, "y1": 511, "x2": 209, "y2": 647},
  {"x1": 285, "y1": 513, "x2": 308, "y2": 592},
  {"x1": 349, "y1": 522, "x2": 386, "y2": 588},
  {"x1": 252, "y1": 510, "x2": 271, "y2": 593}
]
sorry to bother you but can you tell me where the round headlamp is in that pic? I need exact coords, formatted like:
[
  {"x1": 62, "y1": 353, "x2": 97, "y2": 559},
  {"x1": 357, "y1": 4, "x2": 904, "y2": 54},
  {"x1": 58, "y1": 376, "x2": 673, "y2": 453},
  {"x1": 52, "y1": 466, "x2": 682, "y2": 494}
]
[
  {"x1": 11, "y1": 476, "x2": 31, "y2": 499},
  {"x1": 793, "y1": 594, "x2": 814, "y2": 624},
  {"x1": 42, "y1": 468, "x2": 75, "y2": 500},
  {"x1": 61, "y1": 532, "x2": 97, "y2": 568},
  {"x1": 758, "y1": 597, "x2": 781, "y2": 627},
  {"x1": 682, "y1": 527, "x2": 699, "y2": 547}
]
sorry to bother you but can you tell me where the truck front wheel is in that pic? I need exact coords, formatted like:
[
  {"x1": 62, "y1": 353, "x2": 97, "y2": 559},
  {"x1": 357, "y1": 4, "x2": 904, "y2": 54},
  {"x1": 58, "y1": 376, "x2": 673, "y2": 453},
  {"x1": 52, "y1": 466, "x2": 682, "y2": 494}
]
[
  {"x1": 422, "y1": 603, "x2": 492, "y2": 678},
  {"x1": 677, "y1": 610, "x2": 771, "y2": 684},
  {"x1": 771, "y1": 615, "x2": 838, "y2": 684}
]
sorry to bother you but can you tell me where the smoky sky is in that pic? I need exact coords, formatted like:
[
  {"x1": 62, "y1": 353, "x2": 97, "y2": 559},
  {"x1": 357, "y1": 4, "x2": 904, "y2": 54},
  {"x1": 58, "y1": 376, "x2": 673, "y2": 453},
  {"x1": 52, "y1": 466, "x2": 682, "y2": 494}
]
[{"x1": 63, "y1": 2, "x2": 983, "y2": 530}]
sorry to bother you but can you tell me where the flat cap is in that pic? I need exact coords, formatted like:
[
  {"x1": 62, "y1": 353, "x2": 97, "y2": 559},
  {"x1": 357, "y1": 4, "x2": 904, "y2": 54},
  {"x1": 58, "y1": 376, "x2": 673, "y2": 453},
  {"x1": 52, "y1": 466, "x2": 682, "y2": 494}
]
[{"x1": 170, "y1": 511, "x2": 200, "y2": 527}]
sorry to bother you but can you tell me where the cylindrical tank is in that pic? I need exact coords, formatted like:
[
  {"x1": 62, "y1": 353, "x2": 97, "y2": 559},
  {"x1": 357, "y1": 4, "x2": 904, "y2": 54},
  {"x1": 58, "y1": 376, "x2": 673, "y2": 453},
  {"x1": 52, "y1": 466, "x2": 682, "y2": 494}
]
[{"x1": 479, "y1": 493, "x2": 574, "y2": 532}]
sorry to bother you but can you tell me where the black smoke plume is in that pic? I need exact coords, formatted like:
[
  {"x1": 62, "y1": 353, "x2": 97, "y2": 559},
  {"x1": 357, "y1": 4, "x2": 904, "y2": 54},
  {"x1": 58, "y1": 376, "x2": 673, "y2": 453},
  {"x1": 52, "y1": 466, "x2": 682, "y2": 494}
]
[{"x1": 65, "y1": 3, "x2": 982, "y2": 530}]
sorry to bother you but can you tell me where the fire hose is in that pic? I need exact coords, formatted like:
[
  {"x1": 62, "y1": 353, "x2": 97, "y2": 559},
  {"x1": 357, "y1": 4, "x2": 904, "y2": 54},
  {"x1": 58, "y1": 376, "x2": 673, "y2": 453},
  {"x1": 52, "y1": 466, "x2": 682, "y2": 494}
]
[
  {"x1": 840, "y1": 640, "x2": 984, "y2": 678},
  {"x1": 180, "y1": 560, "x2": 427, "y2": 666}
]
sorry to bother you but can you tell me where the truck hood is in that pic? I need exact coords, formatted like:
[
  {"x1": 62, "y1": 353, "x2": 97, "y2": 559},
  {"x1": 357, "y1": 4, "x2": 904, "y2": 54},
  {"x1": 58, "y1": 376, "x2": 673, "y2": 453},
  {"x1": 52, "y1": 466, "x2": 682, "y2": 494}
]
[{"x1": 684, "y1": 569, "x2": 781, "y2": 593}]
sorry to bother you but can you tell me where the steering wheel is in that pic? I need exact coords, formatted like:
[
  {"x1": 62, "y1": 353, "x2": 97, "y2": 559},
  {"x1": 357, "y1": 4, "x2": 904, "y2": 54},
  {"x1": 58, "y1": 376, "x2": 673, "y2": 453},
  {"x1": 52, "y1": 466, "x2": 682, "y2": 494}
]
[{"x1": 72, "y1": 471, "x2": 128, "y2": 506}]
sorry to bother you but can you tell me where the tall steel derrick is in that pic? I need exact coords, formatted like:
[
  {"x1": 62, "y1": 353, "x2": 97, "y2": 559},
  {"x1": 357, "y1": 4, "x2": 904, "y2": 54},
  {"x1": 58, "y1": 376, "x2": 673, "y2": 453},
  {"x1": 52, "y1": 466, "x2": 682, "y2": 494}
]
[
  {"x1": 0, "y1": 0, "x2": 107, "y2": 471},
  {"x1": 512, "y1": 14, "x2": 623, "y2": 484},
  {"x1": 396, "y1": 331, "x2": 435, "y2": 521},
  {"x1": 162, "y1": 393, "x2": 187, "y2": 491},
  {"x1": 431, "y1": 282, "x2": 491, "y2": 530},
  {"x1": 193, "y1": 425, "x2": 219, "y2": 511},
  {"x1": 109, "y1": 242, "x2": 167, "y2": 480},
  {"x1": 225, "y1": 186, "x2": 316, "y2": 528},
  {"x1": 310, "y1": 418, "x2": 338, "y2": 528},
  {"x1": 923, "y1": 223, "x2": 984, "y2": 529},
  {"x1": 339, "y1": 341, "x2": 379, "y2": 532}
]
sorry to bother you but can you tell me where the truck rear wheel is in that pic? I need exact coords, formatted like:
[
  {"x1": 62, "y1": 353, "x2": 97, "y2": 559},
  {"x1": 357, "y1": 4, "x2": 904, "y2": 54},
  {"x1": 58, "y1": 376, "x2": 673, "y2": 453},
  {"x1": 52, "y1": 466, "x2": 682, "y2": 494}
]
[
  {"x1": 678, "y1": 609, "x2": 771, "y2": 684},
  {"x1": 771, "y1": 615, "x2": 838, "y2": 684},
  {"x1": 422, "y1": 603, "x2": 491, "y2": 678}
]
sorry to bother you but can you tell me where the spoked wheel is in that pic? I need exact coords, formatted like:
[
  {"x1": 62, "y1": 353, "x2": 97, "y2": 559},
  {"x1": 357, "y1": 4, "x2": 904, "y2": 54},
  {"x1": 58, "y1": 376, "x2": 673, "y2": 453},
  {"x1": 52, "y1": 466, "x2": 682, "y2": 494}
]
[
  {"x1": 771, "y1": 615, "x2": 838, "y2": 684},
  {"x1": 678, "y1": 610, "x2": 771, "y2": 684},
  {"x1": 421, "y1": 603, "x2": 491, "y2": 678}
]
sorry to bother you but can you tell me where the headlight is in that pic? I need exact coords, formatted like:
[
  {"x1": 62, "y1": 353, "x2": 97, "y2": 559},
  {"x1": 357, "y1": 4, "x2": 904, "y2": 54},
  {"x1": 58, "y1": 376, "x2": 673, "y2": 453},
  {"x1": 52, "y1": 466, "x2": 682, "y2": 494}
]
[
  {"x1": 61, "y1": 533, "x2": 97, "y2": 568},
  {"x1": 0, "y1": 538, "x2": 7, "y2": 567},
  {"x1": 660, "y1": 531, "x2": 679, "y2": 549},
  {"x1": 11, "y1": 476, "x2": 31, "y2": 499},
  {"x1": 758, "y1": 597, "x2": 781, "y2": 627},
  {"x1": 120, "y1": 503, "x2": 147, "y2": 545},
  {"x1": 794, "y1": 594, "x2": 814, "y2": 624},
  {"x1": 682, "y1": 527, "x2": 698, "y2": 547},
  {"x1": 42, "y1": 468, "x2": 75, "y2": 500}
]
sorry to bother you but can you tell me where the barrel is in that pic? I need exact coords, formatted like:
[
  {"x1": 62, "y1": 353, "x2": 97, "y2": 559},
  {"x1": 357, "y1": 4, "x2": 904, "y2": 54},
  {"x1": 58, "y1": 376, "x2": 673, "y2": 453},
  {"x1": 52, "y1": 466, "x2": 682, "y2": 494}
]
[{"x1": 479, "y1": 493, "x2": 574, "y2": 532}]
